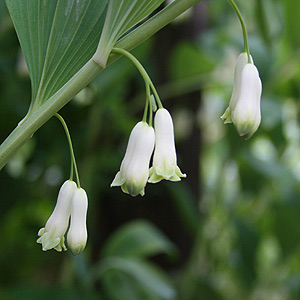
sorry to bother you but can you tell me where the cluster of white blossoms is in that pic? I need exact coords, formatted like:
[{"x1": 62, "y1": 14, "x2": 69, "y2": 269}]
[
  {"x1": 221, "y1": 52, "x2": 262, "y2": 139},
  {"x1": 33, "y1": 1, "x2": 260, "y2": 256},
  {"x1": 111, "y1": 108, "x2": 186, "y2": 196},
  {"x1": 37, "y1": 180, "x2": 88, "y2": 255}
]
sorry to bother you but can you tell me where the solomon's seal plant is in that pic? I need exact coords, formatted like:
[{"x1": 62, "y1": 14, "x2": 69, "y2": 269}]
[{"x1": 1, "y1": 0, "x2": 262, "y2": 255}]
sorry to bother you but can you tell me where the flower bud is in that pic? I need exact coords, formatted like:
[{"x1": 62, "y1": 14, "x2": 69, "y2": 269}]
[
  {"x1": 149, "y1": 108, "x2": 186, "y2": 183},
  {"x1": 111, "y1": 121, "x2": 155, "y2": 196},
  {"x1": 37, "y1": 180, "x2": 76, "y2": 251},
  {"x1": 221, "y1": 52, "x2": 262, "y2": 139},
  {"x1": 67, "y1": 188, "x2": 88, "y2": 255}
]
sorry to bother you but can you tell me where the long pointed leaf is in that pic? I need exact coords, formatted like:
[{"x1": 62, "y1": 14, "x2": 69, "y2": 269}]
[{"x1": 5, "y1": 0, "x2": 108, "y2": 113}]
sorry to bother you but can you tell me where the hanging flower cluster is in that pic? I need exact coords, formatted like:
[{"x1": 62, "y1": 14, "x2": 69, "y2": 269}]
[
  {"x1": 111, "y1": 108, "x2": 186, "y2": 196},
  {"x1": 109, "y1": 48, "x2": 186, "y2": 197},
  {"x1": 37, "y1": 114, "x2": 88, "y2": 255},
  {"x1": 37, "y1": 181, "x2": 88, "y2": 255},
  {"x1": 35, "y1": 0, "x2": 259, "y2": 254}
]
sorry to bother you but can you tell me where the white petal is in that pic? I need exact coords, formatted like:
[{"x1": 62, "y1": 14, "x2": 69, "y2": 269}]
[
  {"x1": 229, "y1": 53, "x2": 252, "y2": 110},
  {"x1": 67, "y1": 188, "x2": 88, "y2": 255},
  {"x1": 111, "y1": 121, "x2": 155, "y2": 196},
  {"x1": 149, "y1": 108, "x2": 186, "y2": 182},
  {"x1": 125, "y1": 124, "x2": 155, "y2": 196},
  {"x1": 221, "y1": 52, "x2": 253, "y2": 123},
  {"x1": 111, "y1": 122, "x2": 148, "y2": 188},
  {"x1": 232, "y1": 63, "x2": 262, "y2": 138},
  {"x1": 37, "y1": 180, "x2": 76, "y2": 252}
]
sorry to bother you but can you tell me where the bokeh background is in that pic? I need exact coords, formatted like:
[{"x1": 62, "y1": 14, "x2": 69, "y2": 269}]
[{"x1": 1, "y1": 0, "x2": 300, "y2": 299}]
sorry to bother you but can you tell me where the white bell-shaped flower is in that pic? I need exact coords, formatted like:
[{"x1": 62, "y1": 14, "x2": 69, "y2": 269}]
[
  {"x1": 37, "y1": 180, "x2": 77, "y2": 251},
  {"x1": 221, "y1": 52, "x2": 262, "y2": 139},
  {"x1": 231, "y1": 63, "x2": 262, "y2": 138},
  {"x1": 67, "y1": 188, "x2": 88, "y2": 255},
  {"x1": 111, "y1": 121, "x2": 155, "y2": 196},
  {"x1": 149, "y1": 108, "x2": 186, "y2": 183}
]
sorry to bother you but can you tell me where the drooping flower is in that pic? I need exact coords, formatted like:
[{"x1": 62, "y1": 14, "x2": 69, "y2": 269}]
[
  {"x1": 111, "y1": 121, "x2": 155, "y2": 196},
  {"x1": 221, "y1": 52, "x2": 262, "y2": 139},
  {"x1": 221, "y1": 53, "x2": 250, "y2": 124},
  {"x1": 67, "y1": 188, "x2": 88, "y2": 255},
  {"x1": 37, "y1": 180, "x2": 77, "y2": 252},
  {"x1": 148, "y1": 108, "x2": 186, "y2": 183}
]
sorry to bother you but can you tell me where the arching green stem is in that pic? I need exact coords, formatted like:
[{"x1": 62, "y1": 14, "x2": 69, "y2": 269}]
[
  {"x1": 149, "y1": 81, "x2": 161, "y2": 109},
  {"x1": 228, "y1": 0, "x2": 251, "y2": 63},
  {"x1": 147, "y1": 85, "x2": 153, "y2": 127},
  {"x1": 142, "y1": 83, "x2": 150, "y2": 123},
  {"x1": 111, "y1": 47, "x2": 163, "y2": 110},
  {"x1": 54, "y1": 113, "x2": 81, "y2": 188}
]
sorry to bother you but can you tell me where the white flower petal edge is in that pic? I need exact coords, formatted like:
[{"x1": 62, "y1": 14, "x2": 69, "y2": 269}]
[
  {"x1": 149, "y1": 108, "x2": 186, "y2": 183},
  {"x1": 221, "y1": 52, "x2": 262, "y2": 139},
  {"x1": 37, "y1": 180, "x2": 77, "y2": 251},
  {"x1": 111, "y1": 121, "x2": 155, "y2": 196},
  {"x1": 67, "y1": 188, "x2": 88, "y2": 255}
]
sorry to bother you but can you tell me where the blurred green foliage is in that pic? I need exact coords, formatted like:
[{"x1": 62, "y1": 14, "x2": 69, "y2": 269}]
[{"x1": 1, "y1": 0, "x2": 300, "y2": 299}]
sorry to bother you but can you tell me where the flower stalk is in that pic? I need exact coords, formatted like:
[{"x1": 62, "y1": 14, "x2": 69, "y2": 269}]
[
  {"x1": 111, "y1": 47, "x2": 163, "y2": 111},
  {"x1": 54, "y1": 113, "x2": 81, "y2": 188},
  {"x1": 228, "y1": 0, "x2": 251, "y2": 63}
]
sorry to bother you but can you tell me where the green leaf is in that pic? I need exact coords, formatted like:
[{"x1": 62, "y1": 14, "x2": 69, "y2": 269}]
[
  {"x1": 94, "y1": 0, "x2": 165, "y2": 67},
  {"x1": 99, "y1": 257, "x2": 177, "y2": 300},
  {"x1": 102, "y1": 220, "x2": 177, "y2": 258},
  {"x1": 170, "y1": 42, "x2": 215, "y2": 81},
  {"x1": 285, "y1": 0, "x2": 300, "y2": 47},
  {"x1": 5, "y1": 0, "x2": 108, "y2": 113}
]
